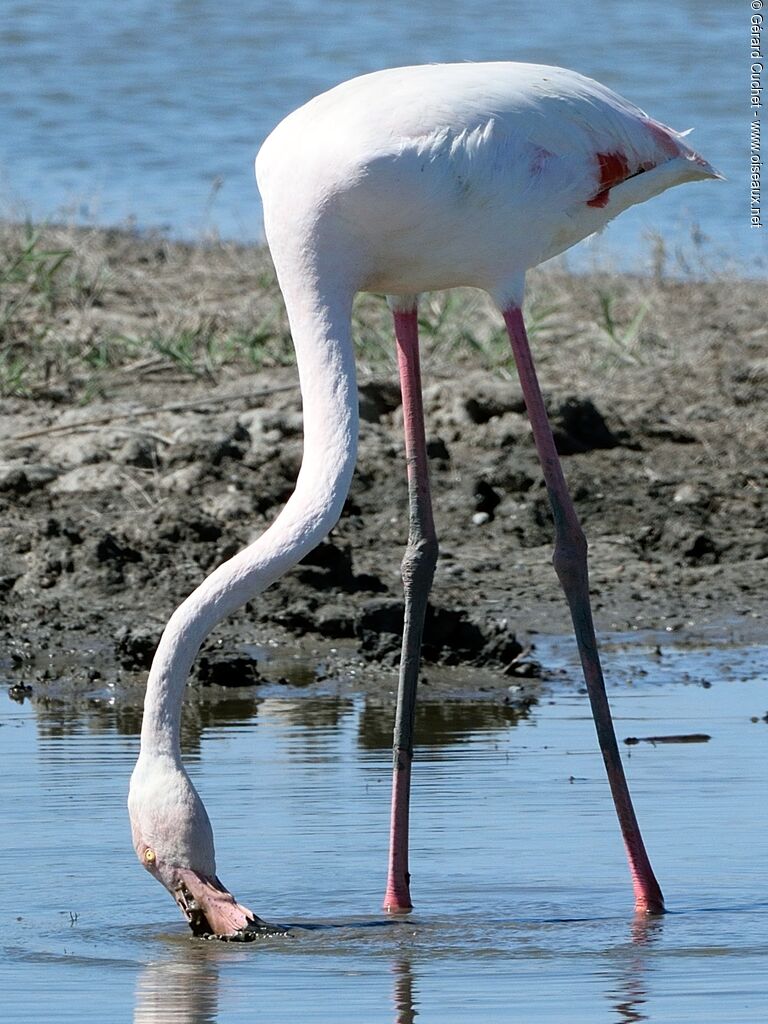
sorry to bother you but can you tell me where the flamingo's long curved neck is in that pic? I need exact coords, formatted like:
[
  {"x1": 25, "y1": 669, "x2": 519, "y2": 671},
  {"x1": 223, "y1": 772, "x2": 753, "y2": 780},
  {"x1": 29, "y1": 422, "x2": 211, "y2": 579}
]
[{"x1": 139, "y1": 265, "x2": 359, "y2": 758}]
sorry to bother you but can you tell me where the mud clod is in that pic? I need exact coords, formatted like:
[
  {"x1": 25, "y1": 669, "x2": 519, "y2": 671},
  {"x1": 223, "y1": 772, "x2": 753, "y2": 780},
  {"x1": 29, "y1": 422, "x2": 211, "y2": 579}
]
[
  {"x1": 193, "y1": 653, "x2": 262, "y2": 687},
  {"x1": 356, "y1": 599, "x2": 524, "y2": 670}
]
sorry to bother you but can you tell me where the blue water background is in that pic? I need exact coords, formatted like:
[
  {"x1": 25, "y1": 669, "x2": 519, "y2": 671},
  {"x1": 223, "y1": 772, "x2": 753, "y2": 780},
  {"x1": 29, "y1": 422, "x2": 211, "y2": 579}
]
[{"x1": 0, "y1": 1, "x2": 763, "y2": 272}]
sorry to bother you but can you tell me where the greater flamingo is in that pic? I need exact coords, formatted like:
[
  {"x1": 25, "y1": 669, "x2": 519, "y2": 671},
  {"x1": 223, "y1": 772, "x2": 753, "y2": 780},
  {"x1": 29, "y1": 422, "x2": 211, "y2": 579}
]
[{"x1": 128, "y1": 62, "x2": 719, "y2": 938}]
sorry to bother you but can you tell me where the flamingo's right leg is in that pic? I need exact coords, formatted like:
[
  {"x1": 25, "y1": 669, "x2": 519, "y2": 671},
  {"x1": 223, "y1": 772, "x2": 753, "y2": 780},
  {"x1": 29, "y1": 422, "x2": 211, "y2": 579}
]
[
  {"x1": 383, "y1": 299, "x2": 438, "y2": 913},
  {"x1": 502, "y1": 304, "x2": 664, "y2": 915}
]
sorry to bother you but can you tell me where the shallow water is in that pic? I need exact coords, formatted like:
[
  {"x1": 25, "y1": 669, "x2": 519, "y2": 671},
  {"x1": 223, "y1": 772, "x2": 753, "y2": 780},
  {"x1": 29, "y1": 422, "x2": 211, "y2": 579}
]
[
  {"x1": 2, "y1": 638, "x2": 766, "y2": 1022},
  {"x1": 0, "y1": 1, "x2": 758, "y2": 272}
]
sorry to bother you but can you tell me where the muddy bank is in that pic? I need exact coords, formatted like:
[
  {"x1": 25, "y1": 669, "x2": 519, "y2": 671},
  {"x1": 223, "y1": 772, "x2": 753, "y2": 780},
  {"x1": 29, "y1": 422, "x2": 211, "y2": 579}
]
[{"x1": 1, "y1": 224, "x2": 766, "y2": 706}]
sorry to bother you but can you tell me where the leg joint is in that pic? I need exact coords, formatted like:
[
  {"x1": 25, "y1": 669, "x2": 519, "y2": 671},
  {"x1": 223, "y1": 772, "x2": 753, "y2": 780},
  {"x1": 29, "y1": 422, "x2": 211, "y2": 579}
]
[
  {"x1": 552, "y1": 526, "x2": 588, "y2": 588},
  {"x1": 401, "y1": 534, "x2": 439, "y2": 590}
]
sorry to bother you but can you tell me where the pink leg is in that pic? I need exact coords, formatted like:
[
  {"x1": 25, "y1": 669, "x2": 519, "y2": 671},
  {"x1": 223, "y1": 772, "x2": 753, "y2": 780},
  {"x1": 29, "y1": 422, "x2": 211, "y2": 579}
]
[
  {"x1": 503, "y1": 306, "x2": 664, "y2": 915},
  {"x1": 383, "y1": 305, "x2": 438, "y2": 912}
]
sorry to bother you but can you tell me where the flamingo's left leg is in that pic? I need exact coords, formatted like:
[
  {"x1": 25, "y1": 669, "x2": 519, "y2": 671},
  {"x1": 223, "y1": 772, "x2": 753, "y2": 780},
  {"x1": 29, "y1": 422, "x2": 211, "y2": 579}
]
[
  {"x1": 502, "y1": 304, "x2": 664, "y2": 915},
  {"x1": 383, "y1": 300, "x2": 439, "y2": 912}
]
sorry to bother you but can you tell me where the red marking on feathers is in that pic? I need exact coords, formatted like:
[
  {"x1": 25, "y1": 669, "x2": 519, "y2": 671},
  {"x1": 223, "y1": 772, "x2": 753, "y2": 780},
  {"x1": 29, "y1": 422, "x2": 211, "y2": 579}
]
[
  {"x1": 644, "y1": 119, "x2": 709, "y2": 168},
  {"x1": 587, "y1": 150, "x2": 631, "y2": 208}
]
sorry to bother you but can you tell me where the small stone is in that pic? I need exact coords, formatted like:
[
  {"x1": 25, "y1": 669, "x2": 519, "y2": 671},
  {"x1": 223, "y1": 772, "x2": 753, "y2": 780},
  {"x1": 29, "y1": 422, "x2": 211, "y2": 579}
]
[
  {"x1": 159, "y1": 464, "x2": 204, "y2": 494},
  {"x1": 0, "y1": 465, "x2": 29, "y2": 494},
  {"x1": 117, "y1": 436, "x2": 158, "y2": 468},
  {"x1": 472, "y1": 511, "x2": 491, "y2": 526},
  {"x1": 50, "y1": 464, "x2": 125, "y2": 494},
  {"x1": 315, "y1": 603, "x2": 356, "y2": 638},
  {"x1": 23, "y1": 465, "x2": 60, "y2": 487},
  {"x1": 673, "y1": 483, "x2": 699, "y2": 505}
]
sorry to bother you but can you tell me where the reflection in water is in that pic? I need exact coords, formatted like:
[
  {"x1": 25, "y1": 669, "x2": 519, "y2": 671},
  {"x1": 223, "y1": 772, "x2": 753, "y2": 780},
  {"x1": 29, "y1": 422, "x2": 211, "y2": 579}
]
[
  {"x1": 130, "y1": 917, "x2": 663, "y2": 1024},
  {"x1": 25, "y1": 687, "x2": 529, "y2": 759},
  {"x1": 257, "y1": 696, "x2": 356, "y2": 739},
  {"x1": 391, "y1": 959, "x2": 417, "y2": 1024},
  {"x1": 134, "y1": 950, "x2": 219, "y2": 1024},
  {"x1": 607, "y1": 915, "x2": 665, "y2": 1024},
  {"x1": 4, "y1": 655, "x2": 765, "y2": 1024},
  {"x1": 29, "y1": 692, "x2": 263, "y2": 756},
  {"x1": 132, "y1": 944, "x2": 420, "y2": 1024},
  {"x1": 358, "y1": 698, "x2": 528, "y2": 750}
]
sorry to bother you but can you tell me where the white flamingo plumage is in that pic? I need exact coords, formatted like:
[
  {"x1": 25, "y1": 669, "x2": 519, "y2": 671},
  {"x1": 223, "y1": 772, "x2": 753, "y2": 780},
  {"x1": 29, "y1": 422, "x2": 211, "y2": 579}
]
[{"x1": 128, "y1": 62, "x2": 719, "y2": 937}]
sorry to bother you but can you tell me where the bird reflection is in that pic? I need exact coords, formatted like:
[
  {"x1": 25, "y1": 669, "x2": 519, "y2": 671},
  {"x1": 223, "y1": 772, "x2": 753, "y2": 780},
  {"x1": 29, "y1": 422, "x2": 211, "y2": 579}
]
[
  {"x1": 134, "y1": 951, "x2": 219, "y2": 1024},
  {"x1": 391, "y1": 958, "x2": 418, "y2": 1024},
  {"x1": 132, "y1": 943, "x2": 419, "y2": 1024},
  {"x1": 28, "y1": 690, "x2": 262, "y2": 757},
  {"x1": 131, "y1": 914, "x2": 660, "y2": 1024},
  {"x1": 606, "y1": 913, "x2": 665, "y2": 1024}
]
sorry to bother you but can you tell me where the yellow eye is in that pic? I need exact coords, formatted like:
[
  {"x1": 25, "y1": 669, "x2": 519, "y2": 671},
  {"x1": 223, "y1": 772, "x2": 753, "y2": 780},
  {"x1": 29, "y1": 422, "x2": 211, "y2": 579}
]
[{"x1": 144, "y1": 848, "x2": 156, "y2": 864}]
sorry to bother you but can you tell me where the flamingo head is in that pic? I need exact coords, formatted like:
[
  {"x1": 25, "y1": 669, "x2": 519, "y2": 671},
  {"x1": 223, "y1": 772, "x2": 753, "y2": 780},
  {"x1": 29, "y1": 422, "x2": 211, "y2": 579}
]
[{"x1": 128, "y1": 756, "x2": 280, "y2": 940}]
